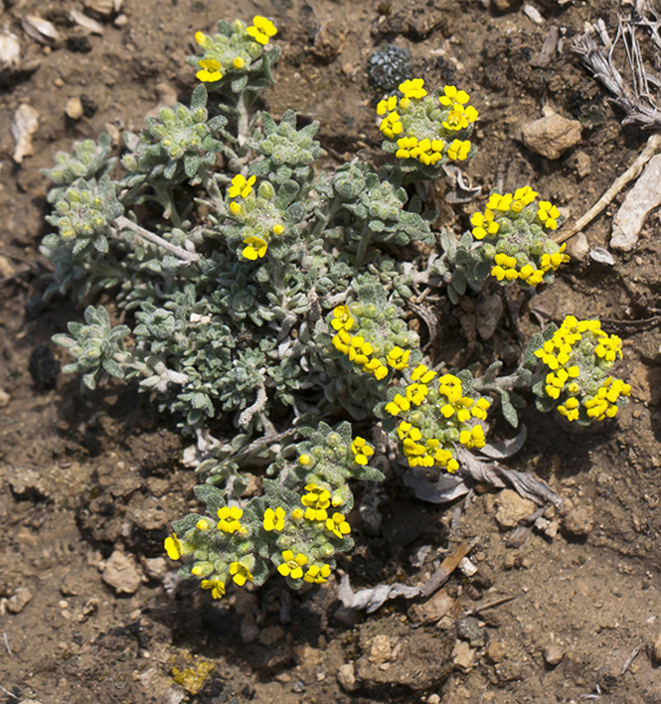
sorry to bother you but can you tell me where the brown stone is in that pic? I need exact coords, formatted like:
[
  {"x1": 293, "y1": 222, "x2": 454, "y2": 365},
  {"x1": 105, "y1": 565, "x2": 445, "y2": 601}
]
[
  {"x1": 521, "y1": 112, "x2": 582, "y2": 160},
  {"x1": 495, "y1": 489, "x2": 537, "y2": 529}
]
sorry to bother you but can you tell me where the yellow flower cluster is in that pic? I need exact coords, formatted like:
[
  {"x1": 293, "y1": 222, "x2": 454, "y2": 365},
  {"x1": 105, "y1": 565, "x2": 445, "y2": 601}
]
[
  {"x1": 226, "y1": 174, "x2": 285, "y2": 260},
  {"x1": 490, "y1": 248, "x2": 568, "y2": 287},
  {"x1": 376, "y1": 79, "x2": 476, "y2": 166},
  {"x1": 583, "y1": 377, "x2": 631, "y2": 420},
  {"x1": 438, "y1": 85, "x2": 479, "y2": 130},
  {"x1": 385, "y1": 366, "x2": 491, "y2": 473},
  {"x1": 469, "y1": 188, "x2": 569, "y2": 287},
  {"x1": 534, "y1": 316, "x2": 630, "y2": 422},
  {"x1": 277, "y1": 550, "x2": 332, "y2": 584},
  {"x1": 330, "y1": 305, "x2": 408, "y2": 381}
]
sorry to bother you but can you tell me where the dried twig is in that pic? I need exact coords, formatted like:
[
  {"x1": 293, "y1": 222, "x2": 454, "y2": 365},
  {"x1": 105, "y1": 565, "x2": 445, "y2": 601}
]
[
  {"x1": 620, "y1": 643, "x2": 643, "y2": 675},
  {"x1": 554, "y1": 132, "x2": 661, "y2": 244},
  {"x1": 2, "y1": 632, "x2": 10, "y2": 656},
  {"x1": 465, "y1": 594, "x2": 517, "y2": 617}
]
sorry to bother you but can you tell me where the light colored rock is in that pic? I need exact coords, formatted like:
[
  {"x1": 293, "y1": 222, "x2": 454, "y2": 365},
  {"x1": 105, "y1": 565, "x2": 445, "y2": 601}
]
[
  {"x1": 523, "y1": 3, "x2": 544, "y2": 24},
  {"x1": 543, "y1": 643, "x2": 564, "y2": 666},
  {"x1": 495, "y1": 489, "x2": 536, "y2": 529},
  {"x1": 459, "y1": 557, "x2": 478, "y2": 577},
  {"x1": 0, "y1": 389, "x2": 10, "y2": 407},
  {"x1": 562, "y1": 505, "x2": 593, "y2": 538},
  {"x1": 574, "y1": 150, "x2": 592, "y2": 178},
  {"x1": 84, "y1": 0, "x2": 122, "y2": 18},
  {"x1": 566, "y1": 232, "x2": 589, "y2": 261},
  {"x1": 0, "y1": 29, "x2": 20, "y2": 72},
  {"x1": 11, "y1": 104, "x2": 39, "y2": 164},
  {"x1": 368, "y1": 634, "x2": 391, "y2": 664},
  {"x1": 7, "y1": 587, "x2": 33, "y2": 613},
  {"x1": 408, "y1": 589, "x2": 455, "y2": 623},
  {"x1": 521, "y1": 112, "x2": 582, "y2": 160},
  {"x1": 21, "y1": 15, "x2": 60, "y2": 45},
  {"x1": 452, "y1": 640, "x2": 476, "y2": 673},
  {"x1": 336, "y1": 662, "x2": 358, "y2": 692},
  {"x1": 65, "y1": 97, "x2": 84, "y2": 120},
  {"x1": 143, "y1": 557, "x2": 167, "y2": 581},
  {"x1": 611, "y1": 153, "x2": 661, "y2": 251},
  {"x1": 486, "y1": 640, "x2": 506, "y2": 664},
  {"x1": 102, "y1": 550, "x2": 142, "y2": 594},
  {"x1": 491, "y1": 0, "x2": 523, "y2": 10}
]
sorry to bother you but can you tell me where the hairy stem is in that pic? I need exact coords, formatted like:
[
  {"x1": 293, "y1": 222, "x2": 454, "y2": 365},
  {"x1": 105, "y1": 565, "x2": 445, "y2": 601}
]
[{"x1": 114, "y1": 216, "x2": 200, "y2": 263}]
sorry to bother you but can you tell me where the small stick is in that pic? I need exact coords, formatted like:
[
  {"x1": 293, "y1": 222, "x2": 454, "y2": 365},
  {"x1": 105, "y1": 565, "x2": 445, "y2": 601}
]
[
  {"x1": 465, "y1": 594, "x2": 517, "y2": 617},
  {"x1": 114, "y1": 215, "x2": 201, "y2": 263},
  {"x1": 0, "y1": 683, "x2": 17, "y2": 699},
  {"x1": 620, "y1": 643, "x2": 642, "y2": 675},
  {"x1": 2, "y1": 632, "x2": 10, "y2": 656},
  {"x1": 554, "y1": 132, "x2": 661, "y2": 245}
]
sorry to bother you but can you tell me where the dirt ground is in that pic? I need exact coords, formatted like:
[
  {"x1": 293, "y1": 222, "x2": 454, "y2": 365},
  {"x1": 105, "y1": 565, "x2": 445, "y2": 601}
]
[{"x1": 1, "y1": 0, "x2": 661, "y2": 703}]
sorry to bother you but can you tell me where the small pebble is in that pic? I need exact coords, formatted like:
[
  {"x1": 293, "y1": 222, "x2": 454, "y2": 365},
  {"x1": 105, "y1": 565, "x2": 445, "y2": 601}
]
[
  {"x1": 543, "y1": 643, "x2": 564, "y2": 666},
  {"x1": 65, "y1": 96, "x2": 84, "y2": 120},
  {"x1": 336, "y1": 663, "x2": 358, "y2": 693}
]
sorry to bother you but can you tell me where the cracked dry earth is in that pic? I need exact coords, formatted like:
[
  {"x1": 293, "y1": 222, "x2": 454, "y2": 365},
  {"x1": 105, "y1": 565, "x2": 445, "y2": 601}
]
[{"x1": 1, "y1": 0, "x2": 661, "y2": 703}]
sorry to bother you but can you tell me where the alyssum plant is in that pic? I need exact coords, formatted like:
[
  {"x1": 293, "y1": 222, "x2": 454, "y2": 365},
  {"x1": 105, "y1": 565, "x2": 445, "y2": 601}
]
[{"x1": 43, "y1": 17, "x2": 630, "y2": 599}]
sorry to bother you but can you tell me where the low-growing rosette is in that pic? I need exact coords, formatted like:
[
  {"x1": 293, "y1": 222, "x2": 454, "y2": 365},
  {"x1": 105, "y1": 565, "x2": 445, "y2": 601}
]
[
  {"x1": 377, "y1": 79, "x2": 478, "y2": 177},
  {"x1": 190, "y1": 17, "x2": 279, "y2": 92},
  {"x1": 465, "y1": 187, "x2": 569, "y2": 289},
  {"x1": 382, "y1": 365, "x2": 492, "y2": 473},
  {"x1": 530, "y1": 315, "x2": 630, "y2": 423}
]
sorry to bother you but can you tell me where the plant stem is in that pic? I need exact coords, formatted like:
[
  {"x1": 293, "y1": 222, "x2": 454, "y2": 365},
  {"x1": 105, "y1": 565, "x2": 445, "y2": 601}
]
[{"x1": 113, "y1": 216, "x2": 200, "y2": 263}]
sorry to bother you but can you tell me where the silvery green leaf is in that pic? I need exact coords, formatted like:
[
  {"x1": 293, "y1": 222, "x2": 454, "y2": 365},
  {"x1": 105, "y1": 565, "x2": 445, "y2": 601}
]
[{"x1": 500, "y1": 389, "x2": 519, "y2": 427}]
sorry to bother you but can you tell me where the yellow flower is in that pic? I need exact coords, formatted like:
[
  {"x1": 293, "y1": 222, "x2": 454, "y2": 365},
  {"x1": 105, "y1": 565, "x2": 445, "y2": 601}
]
[
  {"x1": 196, "y1": 59, "x2": 223, "y2": 83},
  {"x1": 537, "y1": 200, "x2": 560, "y2": 230},
  {"x1": 439, "y1": 85, "x2": 470, "y2": 106},
  {"x1": 299, "y1": 453, "x2": 312, "y2": 466},
  {"x1": 386, "y1": 346, "x2": 410, "y2": 370},
  {"x1": 398, "y1": 78, "x2": 427, "y2": 99},
  {"x1": 242, "y1": 236, "x2": 268, "y2": 261},
  {"x1": 301, "y1": 483, "x2": 331, "y2": 510},
  {"x1": 247, "y1": 15, "x2": 277, "y2": 45},
  {"x1": 217, "y1": 506, "x2": 244, "y2": 534},
  {"x1": 228, "y1": 174, "x2": 256, "y2": 199},
  {"x1": 195, "y1": 31, "x2": 211, "y2": 48},
  {"x1": 229, "y1": 561, "x2": 253, "y2": 586},
  {"x1": 351, "y1": 436, "x2": 374, "y2": 465},
  {"x1": 233, "y1": 56, "x2": 245, "y2": 70},
  {"x1": 277, "y1": 550, "x2": 308, "y2": 579},
  {"x1": 447, "y1": 139, "x2": 471, "y2": 161},
  {"x1": 264, "y1": 507, "x2": 286, "y2": 531},
  {"x1": 201, "y1": 579, "x2": 225, "y2": 599},
  {"x1": 411, "y1": 364, "x2": 436, "y2": 384},
  {"x1": 229, "y1": 201, "x2": 243, "y2": 216},
  {"x1": 326, "y1": 512, "x2": 351, "y2": 538},
  {"x1": 272, "y1": 223, "x2": 285, "y2": 235},
  {"x1": 331, "y1": 304, "x2": 354, "y2": 332},
  {"x1": 164, "y1": 533, "x2": 182, "y2": 560},
  {"x1": 196, "y1": 518, "x2": 212, "y2": 531},
  {"x1": 303, "y1": 564, "x2": 332, "y2": 584}
]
